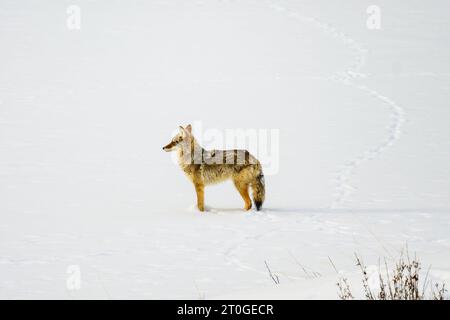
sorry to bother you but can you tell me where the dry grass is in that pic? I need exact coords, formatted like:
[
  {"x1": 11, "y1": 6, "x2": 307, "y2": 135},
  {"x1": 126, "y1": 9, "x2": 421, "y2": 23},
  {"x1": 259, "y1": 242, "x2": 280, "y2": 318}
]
[
  {"x1": 337, "y1": 250, "x2": 447, "y2": 300},
  {"x1": 337, "y1": 277, "x2": 354, "y2": 300},
  {"x1": 264, "y1": 260, "x2": 280, "y2": 285}
]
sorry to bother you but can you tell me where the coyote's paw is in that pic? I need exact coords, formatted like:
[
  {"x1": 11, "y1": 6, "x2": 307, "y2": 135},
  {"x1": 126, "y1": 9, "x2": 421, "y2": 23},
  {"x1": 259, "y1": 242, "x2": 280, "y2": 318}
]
[{"x1": 188, "y1": 204, "x2": 209, "y2": 213}]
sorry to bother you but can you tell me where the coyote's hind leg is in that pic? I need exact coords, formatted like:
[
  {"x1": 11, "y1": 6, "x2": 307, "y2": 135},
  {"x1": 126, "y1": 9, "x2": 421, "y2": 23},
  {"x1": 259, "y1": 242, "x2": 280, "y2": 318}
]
[{"x1": 233, "y1": 181, "x2": 252, "y2": 211}]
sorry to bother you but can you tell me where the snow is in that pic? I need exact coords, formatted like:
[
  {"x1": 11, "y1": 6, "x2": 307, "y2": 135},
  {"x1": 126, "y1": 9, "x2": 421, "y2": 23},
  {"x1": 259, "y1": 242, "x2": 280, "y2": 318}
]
[{"x1": 1, "y1": 0, "x2": 449, "y2": 299}]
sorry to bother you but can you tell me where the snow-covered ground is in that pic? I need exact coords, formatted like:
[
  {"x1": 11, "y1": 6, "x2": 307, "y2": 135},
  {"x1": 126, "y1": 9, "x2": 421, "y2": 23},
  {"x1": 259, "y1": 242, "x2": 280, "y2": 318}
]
[{"x1": 1, "y1": 0, "x2": 449, "y2": 299}]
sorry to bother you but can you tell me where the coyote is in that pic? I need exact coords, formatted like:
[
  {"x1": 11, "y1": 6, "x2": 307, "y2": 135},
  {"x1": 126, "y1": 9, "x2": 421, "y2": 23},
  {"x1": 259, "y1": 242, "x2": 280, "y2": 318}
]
[{"x1": 163, "y1": 125, "x2": 265, "y2": 212}]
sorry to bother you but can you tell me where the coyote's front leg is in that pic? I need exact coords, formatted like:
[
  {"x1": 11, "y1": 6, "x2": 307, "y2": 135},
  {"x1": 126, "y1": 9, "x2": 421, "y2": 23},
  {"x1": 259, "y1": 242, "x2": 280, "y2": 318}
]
[{"x1": 194, "y1": 182, "x2": 205, "y2": 212}]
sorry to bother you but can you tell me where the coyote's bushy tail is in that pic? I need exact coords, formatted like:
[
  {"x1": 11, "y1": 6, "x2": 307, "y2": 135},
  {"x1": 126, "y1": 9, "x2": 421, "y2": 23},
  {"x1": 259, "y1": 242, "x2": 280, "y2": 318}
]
[{"x1": 251, "y1": 164, "x2": 265, "y2": 211}]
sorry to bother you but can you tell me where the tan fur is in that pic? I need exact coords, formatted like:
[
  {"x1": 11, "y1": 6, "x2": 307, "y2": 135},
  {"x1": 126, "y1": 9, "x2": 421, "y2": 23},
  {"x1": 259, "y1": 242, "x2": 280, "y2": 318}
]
[{"x1": 163, "y1": 125, "x2": 265, "y2": 212}]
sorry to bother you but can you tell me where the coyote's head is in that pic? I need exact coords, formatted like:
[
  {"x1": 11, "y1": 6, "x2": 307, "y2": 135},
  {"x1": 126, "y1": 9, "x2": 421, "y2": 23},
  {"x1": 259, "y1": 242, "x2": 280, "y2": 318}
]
[{"x1": 162, "y1": 124, "x2": 193, "y2": 152}]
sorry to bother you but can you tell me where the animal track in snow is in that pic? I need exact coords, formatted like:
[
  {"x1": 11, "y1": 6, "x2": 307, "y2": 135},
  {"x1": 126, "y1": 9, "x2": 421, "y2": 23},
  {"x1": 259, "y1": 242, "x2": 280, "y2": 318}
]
[{"x1": 267, "y1": 0, "x2": 405, "y2": 208}]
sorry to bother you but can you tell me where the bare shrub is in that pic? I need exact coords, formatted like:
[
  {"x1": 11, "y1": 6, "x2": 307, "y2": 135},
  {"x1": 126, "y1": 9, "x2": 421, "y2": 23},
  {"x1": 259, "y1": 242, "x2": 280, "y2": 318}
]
[{"x1": 338, "y1": 251, "x2": 447, "y2": 300}]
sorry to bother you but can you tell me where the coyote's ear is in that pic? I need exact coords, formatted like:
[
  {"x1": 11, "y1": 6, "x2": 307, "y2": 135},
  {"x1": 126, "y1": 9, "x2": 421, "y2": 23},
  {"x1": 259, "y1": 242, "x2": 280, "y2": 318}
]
[
  {"x1": 179, "y1": 125, "x2": 189, "y2": 137},
  {"x1": 185, "y1": 124, "x2": 192, "y2": 133}
]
